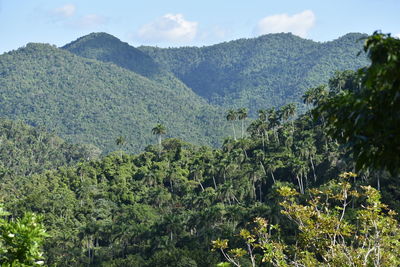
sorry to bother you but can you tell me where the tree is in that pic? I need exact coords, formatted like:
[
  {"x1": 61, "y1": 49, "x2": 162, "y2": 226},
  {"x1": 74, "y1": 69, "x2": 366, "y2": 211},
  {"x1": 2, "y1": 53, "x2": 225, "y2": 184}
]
[
  {"x1": 267, "y1": 108, "x2": 281, "y2": 144},
  {"x1": 115, "y1": 136, "x2": 126, "y2": 157},
  {"x1": 115, "y1": 136, "x2": 126, "y2": 147},
  {"x1": 302, "y1": 85, "x2": 328, "y2": 109},
  {"x1": 226, "y1": 109, "x2": 237, "y2": 141},
  {"x1": 328, "y1": 70, "x2": 361, "y2": 95},
  {"x1": 314, "y1": 32, "x2": 400, "y2": 174},
  {"x1": 0, "y1": 206, "x2": 48, "y2": 266},
  {"x1": 237, "y1": 108, "x2": 248, "y2": 138},
  {"x1": 213, "y1": 173, "x2": 400, "y2": 266},
  {"x1": 280, "y1": 103, "x2": 296, "y2": 123},
  {"x1": 257, "y1": 109, "x2": 267, "y2": 122},
  {"x1": 151, "y1": 124, "x2": 167, "y2": 155}
]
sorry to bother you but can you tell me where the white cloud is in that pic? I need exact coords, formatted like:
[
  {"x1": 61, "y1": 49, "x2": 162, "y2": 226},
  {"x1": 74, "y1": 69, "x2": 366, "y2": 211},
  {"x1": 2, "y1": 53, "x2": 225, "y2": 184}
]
[
  {"x1": 255, "y1": 10, "x2": 316, "y2": 38},
  {"x1": 77, "y1": 14, "x2": 107, "y2": 28},
  {"x1": 395, "y1": 33, "x2": 400, "y2": 39},
  {"x1": 53, "y1": 4, "x2": 76, "y2": 18},
  {"x1": 138, "y1": 14, "x2": 198, "y2": 43}
]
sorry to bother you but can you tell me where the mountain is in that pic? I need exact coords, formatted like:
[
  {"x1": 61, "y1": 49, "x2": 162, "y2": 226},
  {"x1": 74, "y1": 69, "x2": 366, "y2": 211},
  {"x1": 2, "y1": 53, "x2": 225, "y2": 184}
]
[
  {"x1": 62, "y1": 32, "x2": 163, "y2": 79},
  {"x1": 0, "y1": 43, "x2": 228, "y2": 153},
  {"x1": 0, "y1": 32, "x2": 370, "y2": 152},
  {"x1": 62, "y1": 32, "x2": 205, "y2": 100},
  {"x1": 139, "y1": 32, "x2": 370, "y2": 113}
]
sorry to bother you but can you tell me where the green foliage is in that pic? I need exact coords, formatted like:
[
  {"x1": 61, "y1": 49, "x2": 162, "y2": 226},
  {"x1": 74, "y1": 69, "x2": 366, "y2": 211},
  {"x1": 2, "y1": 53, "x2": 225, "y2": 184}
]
[
  {"x1": 63, "y1": 32, "x2": 163, "y2": 79},
  {"x1": 1, "y1": 31, "x2": 398, "y2": 266},
  {"x1": 140, "y1": 33, "x2": 369, "y2": 113},
  {"x1": 215, "y1": 174, "x2": 400, "y2": 266},
  {"x1": 0, "y1": 43, "x2": 228, "y2": 153},
  {"x1": 314, "y1": 32, "x2": 400, "y2": 174},
  {"x1": 0, "y1": 118, "x2": 98, "y2": 178},
  {"x1": 0, "y1": 206, "x2": 48, "y2": 266},
  {"x1": 0, "y1": 101, "x2": 359, "y2": 266}
]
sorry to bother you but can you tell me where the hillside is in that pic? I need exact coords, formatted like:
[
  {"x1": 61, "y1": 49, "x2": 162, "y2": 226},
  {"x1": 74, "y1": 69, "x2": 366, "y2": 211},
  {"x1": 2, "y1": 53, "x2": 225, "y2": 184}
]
[
  {"x1": 1, "y1": 32, "x2": 399, "y2": 267},
  {"x1": 0, "y1": 118, "x2": 98, "y2": 178},
  {"x1": 62, "y1": 32, "x2": 164, "y2": 79},
  {"x1": 0, "y1": 33, "x2": 370, "y2": 153},
  {"x1": 139, "y1": 32, "x2": 370, "y2": 113},
  {"x1": 62, "y1": 32, "x2": 205, "y2": 100},
  {"x1": 0, "y1": 43, "x2": 228, "y2": 153}
]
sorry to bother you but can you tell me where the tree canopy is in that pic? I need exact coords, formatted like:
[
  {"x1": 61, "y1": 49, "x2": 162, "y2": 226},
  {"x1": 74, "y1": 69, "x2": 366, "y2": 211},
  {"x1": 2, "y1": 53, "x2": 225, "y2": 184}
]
[{"x1": 314, "y1": 32, "x2": 400, "y2": 174}]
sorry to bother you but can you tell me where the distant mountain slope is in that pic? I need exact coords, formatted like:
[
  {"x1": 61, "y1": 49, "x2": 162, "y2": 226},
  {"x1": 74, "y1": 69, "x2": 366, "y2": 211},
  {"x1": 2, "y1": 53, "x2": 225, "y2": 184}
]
[
  {"x1": 139, "y1": 33, "x2": 370, "y2": 113},
  {"x1": 62, "y1": 32, "x2": 163, "y2": 79},
  {"x1": 62, "y1": 32, "x2": 202, "y2": 97},
  {"x1": 0, "y1": 43, "x2": 228, "y2": 153}
]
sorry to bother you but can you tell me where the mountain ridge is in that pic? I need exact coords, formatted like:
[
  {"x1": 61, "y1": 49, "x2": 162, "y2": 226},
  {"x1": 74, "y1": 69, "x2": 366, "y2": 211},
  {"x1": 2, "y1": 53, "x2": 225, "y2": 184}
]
[
  {"x1": 0, "y1": 42, "x2": 228, "y2": 153},
  {"x1": 0, "y1": 32, "x2": 370, "y2": 151},
  {"x1": 138, "y1": 32, "x2": 369, "y2": 112}
]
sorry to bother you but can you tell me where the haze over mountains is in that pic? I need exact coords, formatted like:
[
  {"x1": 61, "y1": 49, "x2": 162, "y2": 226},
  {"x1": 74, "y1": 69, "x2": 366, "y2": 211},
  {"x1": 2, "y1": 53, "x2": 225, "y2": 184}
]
[{"x1": 0, "y1": 32, "x2": 369, "y2": 152}]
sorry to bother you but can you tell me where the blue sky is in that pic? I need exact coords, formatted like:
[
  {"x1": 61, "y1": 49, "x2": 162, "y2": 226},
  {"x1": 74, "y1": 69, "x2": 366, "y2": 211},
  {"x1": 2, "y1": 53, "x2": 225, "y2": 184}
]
[{"x1": 1, "y1": 0, "x2": 399, "y2": 53}]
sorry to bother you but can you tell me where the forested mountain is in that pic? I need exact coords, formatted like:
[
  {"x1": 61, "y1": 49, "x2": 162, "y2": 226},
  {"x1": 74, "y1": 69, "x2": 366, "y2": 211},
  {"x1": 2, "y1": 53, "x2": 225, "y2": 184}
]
[
  {"x1": 0, "y1": 32, "x2": 370, "y2": 153},
  {"x1": 140, "y1": 33, "x2": 369, "y2": 113},
  {"x1": 62, "y1": 32, "x2": 164, "y2": 79},
  {"x1": 0, "y1": 43, "x2": 228, "y2": 153},
  {"x1": 1, "y1": 33, "x2": 399, "y2": 266}
]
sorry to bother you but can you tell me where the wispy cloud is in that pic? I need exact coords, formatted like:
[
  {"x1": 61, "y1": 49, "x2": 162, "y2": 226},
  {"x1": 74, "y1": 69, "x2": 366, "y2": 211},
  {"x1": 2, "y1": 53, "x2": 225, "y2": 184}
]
[
  {"x1": 198, "y1": 25, "x2": 228, "y2": 41},
  {"x1": 76, "y1": 14, "x2": 107, "y2": 28},
  {"x1": 53, "y1": 4, "x2": 76, "y2": 18},
  {"x1": 50, "y1": 4, "x2": 106, "y2": 29},
  {"x1": 255, "y1": 10, "x2": 316, "y2": 38},
  {"x1": 138, "y1": 14, "x2": 198, "y2": 43}
]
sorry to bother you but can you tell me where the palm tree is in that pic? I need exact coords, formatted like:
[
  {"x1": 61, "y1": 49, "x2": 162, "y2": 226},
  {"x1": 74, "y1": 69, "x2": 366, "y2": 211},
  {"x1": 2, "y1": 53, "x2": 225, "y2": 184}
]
[
  {"x1": 267, "y1": 108, "x2": 281, "y2": 144},
  {"x1": 151, "y1": 123, "x2": 166, "y2": 155},
  {"x1": 115, "y1": 136, "x2": 126, "y2": 157},
  {"x1": 281, "y1": 103, "x2": 297, "y2": 137},
  {"x1": 302, "y1": 88, "x2": 315, "y2": 110},
  {"x1": 302, "y1": 85, "x2": 328, "y2": 108},
  {"x1": 297, "y1": 137, "x2": 318, "y2": 183},
  {"x1": 237, "y1": 108, "x2": 248, "y2": 138},
  {"x1": 247, "y1": 119, "x2": 268, "y2": 150},
  {"x1": 281, "y1": 103, "x2": 296, "y2": 122},
  {"x1": 226, "y1": 109, "x2": 237, "y2": 140},
  {"x1": 258, "y1": 109, "x2": 267, "y2": 121},
  {"x1": 289, "y1": 156, "x2": 309, "y2": 194},
  {"x1": 264, "y1": 155, "x2": 283, "y2": 184}
]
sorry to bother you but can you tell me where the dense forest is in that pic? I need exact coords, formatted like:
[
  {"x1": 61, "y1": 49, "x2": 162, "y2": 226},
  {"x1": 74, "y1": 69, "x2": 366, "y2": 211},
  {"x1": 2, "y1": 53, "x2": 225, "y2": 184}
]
[
  {"x1": 0, "y1": 32, "x2": 399, "y2": 266},
  {"x1": 0, "y1": 43, "x2": 227, "y2": 153},
  {"x1": 139, "y1": 32, "x2": 369, "y2": 112},
  {"x1": 0, "y1": 32, "x2": 368, "y2": 153}
]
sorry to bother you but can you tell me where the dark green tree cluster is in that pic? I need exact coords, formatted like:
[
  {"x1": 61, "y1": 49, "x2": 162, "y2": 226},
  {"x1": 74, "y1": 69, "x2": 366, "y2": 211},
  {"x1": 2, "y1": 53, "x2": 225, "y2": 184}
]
[
  {"x1": 314, "y1": 32, "x2": 400, "y2": 174},
  {"x1": 0, "y1": 118, "x2": 99, "y2": 178},
  {"x1": 212, "y1": 32, "x2": 400, "y2": 266}
]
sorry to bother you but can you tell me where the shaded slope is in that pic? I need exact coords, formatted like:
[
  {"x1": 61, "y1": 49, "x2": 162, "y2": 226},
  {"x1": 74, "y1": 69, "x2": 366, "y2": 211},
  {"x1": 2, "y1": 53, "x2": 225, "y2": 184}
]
[
  {"x1": 62, "y1": 32, "x2": 163, "y2": 79},
  {"x1": 62, "y1": 32, "x2": 210, "y2": 103},
  {"x1": 139, "y1": 33, "x2": 369, "y2": 113},
  {"x1": 0, "y1": 43, "x2": 228, "y2": 153}
]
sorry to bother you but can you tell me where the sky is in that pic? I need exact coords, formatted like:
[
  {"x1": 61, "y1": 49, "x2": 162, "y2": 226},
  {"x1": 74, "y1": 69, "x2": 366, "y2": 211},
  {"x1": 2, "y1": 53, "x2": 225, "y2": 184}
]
[{"x1": 1, "y1": 0, "x2": 399, "y2": 54}]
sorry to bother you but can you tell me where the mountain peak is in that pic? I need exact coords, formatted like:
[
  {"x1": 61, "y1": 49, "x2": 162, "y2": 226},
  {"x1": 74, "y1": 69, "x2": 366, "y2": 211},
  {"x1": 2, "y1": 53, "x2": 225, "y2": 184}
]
[
  {"x1": 63, "y1": 32, "x2": 162, "y2": 78},
  {"x1": 64, "y1": 32, "x2": 122, "y2": 47}
]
